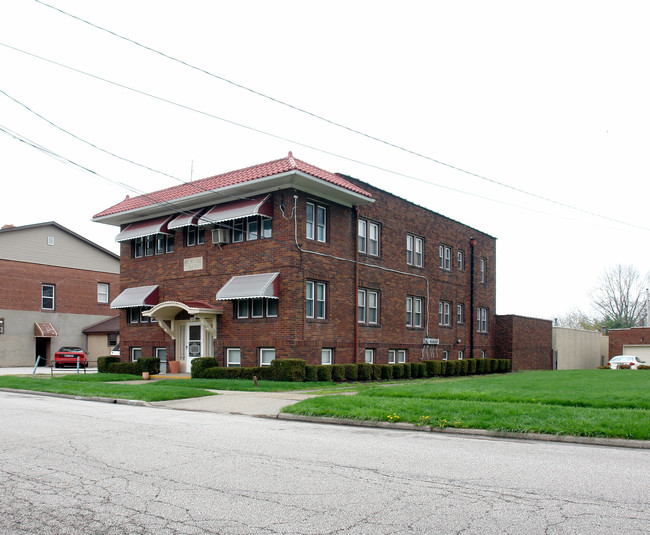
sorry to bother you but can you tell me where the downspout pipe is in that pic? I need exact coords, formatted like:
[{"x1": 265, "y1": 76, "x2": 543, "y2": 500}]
[{"x1": 470, "y1": 237, "x2": 476, "y2": 358}]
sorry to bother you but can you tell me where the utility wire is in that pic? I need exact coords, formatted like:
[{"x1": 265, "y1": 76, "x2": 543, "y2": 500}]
[
  {"x1": 33, "y1": 0, "x2": 640, "y2": 230},
  {"x1": 1, "y1": 41, "x2": 648, "y2": 232}
]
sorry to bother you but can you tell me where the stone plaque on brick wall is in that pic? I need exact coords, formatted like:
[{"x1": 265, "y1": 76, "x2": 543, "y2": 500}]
[{"x1": 183, "y1": 257, "x2": 203, "y2": 272}]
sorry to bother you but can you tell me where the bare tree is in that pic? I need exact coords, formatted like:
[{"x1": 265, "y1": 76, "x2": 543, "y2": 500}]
[
  {"x1": 554, "y1": 308, "x2": 598, "y2": 330},
  {"x1": 590, "y1": 265, "x2": 648, "y2": 328}
]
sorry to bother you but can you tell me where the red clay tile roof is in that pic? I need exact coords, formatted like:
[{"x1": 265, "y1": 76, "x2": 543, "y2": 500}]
[{"x1": 94, "y1": 153, "x2": 371, "y2": 218}]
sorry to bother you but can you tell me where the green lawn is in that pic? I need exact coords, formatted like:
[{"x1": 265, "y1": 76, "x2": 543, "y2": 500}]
[{"x1": 282, "y1": 370, "x2": 650, "y2": 440}]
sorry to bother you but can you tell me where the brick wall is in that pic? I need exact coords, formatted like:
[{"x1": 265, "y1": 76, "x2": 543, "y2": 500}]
[
  {"x1": 0, "y1": 259, "x2": 119, "y2": 316},
  {"x1": 608, "y1": 327, "x2": 650, "y2": 356},
  {"x1": 495, "y1": 314, "x2": 552, "y2": 370}
]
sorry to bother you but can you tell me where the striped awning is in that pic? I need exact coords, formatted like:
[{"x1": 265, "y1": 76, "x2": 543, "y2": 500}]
[
  {"x1": 216, "y1": 272, "x2": 279, "y2": 300},
  {"x1": 34, "y1": 322, "x2": 58, "y2": 337},
  {"x1": 115, "y1": 216, "x2": 173, "y2": 242},
  {"x1": 198, "y1": 195, "x2": 272, "y2": 226}
]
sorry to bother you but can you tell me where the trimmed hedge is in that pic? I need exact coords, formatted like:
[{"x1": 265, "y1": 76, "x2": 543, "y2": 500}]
[
  {"x1": 371, "y1": 364, "x2": 383, "y2": 381},
  {"x1": 202, "y1": 366, "x2": 272, "y2": 380},
  {"x1": 106, "y1": 361, "x2": 141, "y2": 375},
  {"x1": 380, "y1": 365, "x2": 393, "y2": 380},
  {"x1": 344, "y1": 364, "x2": 358, "y2": 381},
  {"x1": 98, "y1": 356, "x2": 120, "y2": 373},
  {"x1": 316, "y1": 365, "x2": 333, "y2": 382},
  {"x1": 331, "y1": 365, "x2": 346, "y2": 382},
  {"x1": 357, "y1": 363, "x2": 372, "y2": 381},
  {"x1": 271, "y1": 358, "x2": 306, "y2": 382},
  {"x1": 191, "y1": 357, "x2": 218, "y2": 378},
  {"x1": 425, "y1": 360, "x2": 442, "y2": 377},
  {"x1": 305, "y1": 365, "x2": 318, "y2": 382},
  {"x1": 139, "y1": 357, "x2": 160, "y2": 375}
]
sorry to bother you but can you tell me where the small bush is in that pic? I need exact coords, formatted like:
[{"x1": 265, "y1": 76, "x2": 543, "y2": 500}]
[
  {"x1": 357, "y1": 363, "x2": 372, "y2": 381},
  {"x1": 371, "y1": 364, "x2": 383, "y2": 381},
  {"x1": 316, "y1": 365, "x2": 333, "y2": 382},
  {"x1": 97, "y1": 356, "x2": 120, "y2": 373},
  {"x1": 402, "y1": 363, "x2": 411, "y2": 379},
  {"x1": 203, "y1": 366, "x2": 272, "y2": 380},
  {"x1": 191, "y1": 357, "x2": 218, "y2": 378},
  {"x1": 466, "y1": 358, "x2": 477, "y2": 375},
  {"x1": 380, "y1": 365, "x2": 393, "y2": 380},
  {"x1": 497, "y1": 359, "x2": 508, "y2": 373},
  {"x1": 414, "y1": 362, "x2": 426, "y2": 378},
  {"x1": 425, "y1": 360, "x2": 441, "y2": 377},
  {"x1": 637, "y1": 365, "x2": 650, "y2": 370},
  {"x1": 344, "y1": 364, "x2": 358, "y2": 381},
  {"x1": 392, "y1": 364, "x2": 404, "y2": 379},
  {"x1": 305, "y1": 365, "x2": 318, "y2": 382},
  {"x1": 618, "y1": 364, "x2": 632, "y2": 370},
  {"x1": 440, "y1": 360, "x2": 448, "y2": 376},
  {"x1": 445, "y1": 360, "x2": 457, "y2": 376},
  {"x1": 106, "y1": 361, "x2": 141, "y2": 375},
  {"x1": 138, "y1": 357, "x2": 160, "y2": 375},
  {"x1": 476, "y1": 359, "x2": 486, "y2": 374},
  {"x1": 458, "y1": 359, "x2": 469, "y2": 376},
  {"x1": 271, "y1": 358, "x2": 306, "y2": 382},
  {"x1": 490, "y1": 359, "x2": 500, "y2": 373},
  {"x1": 331, "y1": 365, "x2": 346, "y2": 382}
]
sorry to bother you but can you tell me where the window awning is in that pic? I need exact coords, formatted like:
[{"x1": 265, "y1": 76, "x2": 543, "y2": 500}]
[
  {"x1": 168, "y1": 209, "x2": 205, "y2": 230},
  {"x1": 111, "y1": 285, "x2": 159, "y2": 309},
  {"x1": 115, "y1": 216, "x2": 173, "y2": 242},
  {"x1": 198, "y1": 195, "x2": 272, "y2": 226},
  {"x1": 216, "y1": 272, "x2": 279, "y2": 300},
  {"x1": 34, "y1": 322, "x2": 58, "y2": 337}
]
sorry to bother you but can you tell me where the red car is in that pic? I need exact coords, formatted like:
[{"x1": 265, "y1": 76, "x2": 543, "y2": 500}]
[{"x1": 54, "y1": 347, "x2": 88, "y2": 368}]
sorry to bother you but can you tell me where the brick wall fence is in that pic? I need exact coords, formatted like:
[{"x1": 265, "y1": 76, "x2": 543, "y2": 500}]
[{"x1": 495, "y1": 314, "x2": 552, "y2": 370}]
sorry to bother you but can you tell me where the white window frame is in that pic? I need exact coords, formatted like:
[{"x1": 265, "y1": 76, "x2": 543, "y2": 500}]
[
  {"x1": 262, "y1": 218, "x2": 272, "y2": 238},
  {"x1": 358, "y1": 219, "x2": 379, "y2": 256},
  {"x1": 480, "y1": 258, "x2": 486, "y2": 283},
  {"x1": 388, "y1": 349, "x2": 396, "y2": 364},
  {"x1": 321, "y1": 348, "x2": 333, "y2": 365},
  {"x1": 306, "y1": 281, "x2": 326, "y2": 319},
  {"x1": 133, "y1": 237, "x2": 143, "y2": 258},
  {"x1": 166, "y1": 234, "x2": 175, "y2": 253},
  {"x1": 145, "y1": 235, "x2": 155, "y2": 256},
  {"x1": 458, "y1": 250, "x2": 464, "y2": 270},
  {"x1": 42, "y1": 284, "x2": 55, "y2": 310},
  {"x1": 266, "y1": 299, "x2": 278, "y2": 318},
  {"x1": 458, "y1": 350, "x2": 464, "y2": 360},
  {"x1": 97, "y1": 283, "x2": 109, "y2": 304},
  {"x1": 406, "y1": 296, "x2": 423, "y2": 328},
  {"x1": 481, "y1": 350, "x2": 486, "y2": 359},
  {"x1": 439, "y1": 245, "x2": 451, "y2": 270},
  {"x1": 260, "y1": 347, "x2": 275, "y2": 367},
  {"x1": 232, "y1": 221, "x2": 244, "y2": 243},
  {"x1": 442, "y1": 350, "x2": 449, "y2": 361},
  {"x1": 247, "y1": 217, "x2": 259, "y2": 241},
  {"x1": 227, "y1": 348, "x2": 241, "y2": 367},
  {"x1": 457, "y1": 303, "x2": 464, "y2": 325},
  {"x1": 406, "y1": 234, "x2": 423, "y2": 267},
  {"x1": 237, "y1": 299, "x2": 249, "y2": 318},
  {"x1": 306, "y1": 202, "x2": 327, "y2": 242},
  {"x1": 251, "y1": 298, "x2": 264, "y2": 318},
  {"x1": 358, "y1": 289, "x2": 379, "y2": 324},
  {"x1": 131, "y1": 347, "x2": 142, "y2": 362},
  {"x1": 364, "y1": 349, "x2": 374, "y2": 364},
  {"x1": 477, "y1": 307, "x2": 488, "y2": 333},
  {"x1": 439, "y1": 301, "x2": 451, "y2": 326}
]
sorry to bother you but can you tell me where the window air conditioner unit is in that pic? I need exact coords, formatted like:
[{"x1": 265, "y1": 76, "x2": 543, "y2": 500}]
[
  {"x1": 423, "y1": 338, "x2": 440, "y2": 345},
  {"x1": 212, "y1": 228, "x2": 230, "y2": 245}
]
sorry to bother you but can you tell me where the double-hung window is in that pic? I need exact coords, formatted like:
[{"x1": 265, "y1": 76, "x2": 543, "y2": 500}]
[
  {"x1": 97, "y1": 283, "x2": 109, "y2": 304},
  {"x1": 439, "y1": 245, "x2": 451, "y2": 270},
  {"x1": 439, "y1": 301, "x2": 451, "y2": 326},
  {"x1": 321, "y1": 348, "x2": 333, "y2": 365},
  {"x1": 458, "y1": 250, "x2": 464, "y2": 270},
  {"x1": 388, "y1": 349, "x2": 407, "y2": 364},
  {"x1": 306, "y1": 281, "x2": 327, "y2": 319},
  {"x1": 42, "y1": 284, "x2": 55, "y2": 310},
  {"x1": 477, "y1": 307, "x2": 488, "y2": 332},
  {"x1": 187, "y1": 226, "x2": 205, "y2": 246},
  {"x1": 358, "y1": 289, "x2": 379, "y2": 324},
  {"x1": 480, "y1": 258, "x2": 487, "y2": 283},
  {"x1": 237, "y1": 298, "x2": 277, "y2": 319},
  {"x1": 457, "y1": 303, "x2": 464, "y2": 325},
  {"x1": 406, "y1": 296, "x2": 423, "y2": 327},
  {"x1": 358, "y1": 219, "x2": 379, "y2": 256},
  {"x1": 406, "y1": 234, "x2": 423, "y2": 267},
  {"x1": 227, "y1": 348, "x2": 241, "y2": 367},
  {"x1": 260, "y1": 348, "x2": 275, "y2": 366},
  {"x1": 306, "y1": 202, "x2": 327, "y2": 242},
  {"x1": 364, "y1": 349, "x2": 375, "y2": 364}
]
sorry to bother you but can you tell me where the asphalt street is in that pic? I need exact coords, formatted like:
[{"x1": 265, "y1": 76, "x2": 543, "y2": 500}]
[{"x1": 1, "y1": 391, "x2": 649, "y2": 534}]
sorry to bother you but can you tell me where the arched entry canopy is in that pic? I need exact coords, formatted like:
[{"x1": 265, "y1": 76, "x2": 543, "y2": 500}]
[{"x1": 143, "y1": 300, "x2": 223, "y2": 339}]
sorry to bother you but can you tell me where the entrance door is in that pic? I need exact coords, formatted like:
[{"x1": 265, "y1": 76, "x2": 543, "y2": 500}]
[
  {"x1": 185, "y1": 323, "x2": 203, "y2": 373},
  {"x1": 35, "y1": 338, "x2": 49, "y2": 366}
]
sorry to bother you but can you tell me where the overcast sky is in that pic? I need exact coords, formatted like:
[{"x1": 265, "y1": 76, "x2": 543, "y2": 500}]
[{"x1": 1, "y1": 0, "x2": 648, "y2": 320}]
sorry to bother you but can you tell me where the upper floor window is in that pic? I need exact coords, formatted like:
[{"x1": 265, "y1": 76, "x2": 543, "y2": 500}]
[
  {"x1": 457, "y1": 303, "x2": 464, "y2": 325},
  {"x1": 480, "y1": 258, "x2": 487, "y2": 283},
  {"x1": 42, "y1": 284, "x2": 55, "y2": 310},
  {"x1": 129, "y1": 307, "x2": 155, "y2": 324},
  {"x1": 97, "y1": 283, "x2": 109, "y2": 304},
  {"x1": 439, "y1": 301, "x2": 451, "y2": 326},
  {"x1": 477, "y1": 307, "x2": 488, "y2": 332},
  {"x1": 133, "y1": 233, "x2": 174, "y2": 258},
  {"x1": 186, "y1": 226, "x2": 205, "y2": 247},
  {"x1": 406, "y1": 296, "x2": 423, "y2": 328},
  {"x1": 358, "y1": 219, "x2": 379, "y2": 256},
  {"x1": 458, "y1": 250, "x2": 464, "y2": 270},
  {"x1": 237, "y1": 298, "x2": 278, "y2": 319},
  {"x1": 406, "y1": 234, "x2": 423, "y2": 267},
  {"x1": 439, "y1": 245, "x2": 451, "y2": 270},
  {"x1": 358, "y1": 288, "x2": 379, "y2": 324},
  {"x1": 306, "y1": 202, "x2": 327, "y2": 242},
  {"x1": 306, "y1": 281, "x2": 327, "y2": 319}
]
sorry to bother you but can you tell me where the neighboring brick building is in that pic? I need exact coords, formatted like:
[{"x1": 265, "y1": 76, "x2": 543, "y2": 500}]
[
  {"x1": 0, "y1": 222, "x2": 120, "y2": 367},
  {"x1": 608, "y1": 327, "x2": 650, "y2": 362},
  {"x1": 495, "y1": 315, "x2": 553, "y2": 370},
  {"x1": 93, "y1": 153, "x2": 496, "y2": 372}
]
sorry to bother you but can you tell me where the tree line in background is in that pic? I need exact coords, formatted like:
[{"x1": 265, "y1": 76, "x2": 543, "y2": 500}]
[{"x1": 556, "y1": 264, "x2": 649, "y2": 331}]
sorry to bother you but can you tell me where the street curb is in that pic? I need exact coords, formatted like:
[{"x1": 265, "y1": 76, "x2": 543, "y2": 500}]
[
  {"x1": 0, "y1": 388, "x2": 150, "y2": 407},
  {"x1": 276, "y1": 413, "x2": 650, "y2": 449}
]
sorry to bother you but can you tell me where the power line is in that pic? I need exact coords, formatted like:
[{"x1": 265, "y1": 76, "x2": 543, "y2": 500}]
[
  {"x1": 1, "y1": 41, "x2": 648, "y2": 232},
  {"x1": 33, "y1": 0, "x2": 640, "y2": 230}
]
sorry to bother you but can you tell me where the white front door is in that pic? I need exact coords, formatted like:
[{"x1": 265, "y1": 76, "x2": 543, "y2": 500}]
[{"x1": 185, "y1": 322, "x2": 203, "y2": 373}]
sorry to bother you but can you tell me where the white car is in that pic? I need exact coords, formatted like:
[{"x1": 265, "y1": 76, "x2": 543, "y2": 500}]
[
  {"x1": 110, "y1": 344, "x2": 120, "y2": 357},
  {"x1": 607, "y1": 355, "x2": 646, "y2": 369}
]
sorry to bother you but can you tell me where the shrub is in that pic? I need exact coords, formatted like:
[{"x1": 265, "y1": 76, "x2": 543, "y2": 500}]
[
  {"x1": 380, "y1": 365, "x2": 393, "y2": 380},
  {"x1": 490, "y1": 359, "x2": 500, "y2": 373},
  {"x1": 344, "y1": 364, "x2": 359, "y2": 381},
  {"x1": 371, "y1": 364, "x2": 383, "y2": 381},
  {"x1": 392, "y1": 364, "x2": 404, "y2": 379},
  {"x1": 97, "y1": 356, "x2": 120, "y2": 373},
  {"x1": 402, "y1": 363, "x2": 411, "y2": 379},
  {"x1": 445, "y1": 360, "x2": 457, "y2": 376},
  {"x1": 191, "y1": 357, "x2": 218, "y2": 378},
  {"x1": 271, "y1": 358, "x2": 306, "y2": 382},
  {"x1": 316, "y1": 365, "x2": 333, "y2": 382},
  {"x1": 414, "y1": 362, "x2": 426, "y2": 378},
  {"x1": 357, "y1": 363, "x2": 372, "y2": 381},
  {"x1": 331, "y1": 365, "x2": 346, "y2": 382},
  {"x1": 476, "y1": 359, "x2": 486, "y2": 374},
  {"x1": 203, "y1": 366, "x2": 272, "y2": 380},
  {"x1": 106, "y1": 361, "x2": 141, "y2": 375},
  {"x1": 466, "y1": 358, "x2": 477, "y2": 375},
  {"x1": 138, "y1": 357, "x2": 160, "y2": 375},
  {"x1": 497, "y1": 359, "x2": 508, "y2": 373},
  {"x1": 305, "y1": 365, "x2": 318, "y2": 382},
  {"x1": 425, "y1": 360, "x2": 441, "y2": 377},
  {"x1": 638, "y1": 365, "x2": 650, "y2": 370},
  {"x1": 597, "y1": 365, "x2": 611, "y2": 370},
  {"x1": 458, "y1": 359, "x2": 469, "y2": 376},
  {"x1": 440, "y1": 360, "x2": 448, "y2": 376},
  {"x1": 618, "y1": 364, "x2": 632, "y2": 370}
]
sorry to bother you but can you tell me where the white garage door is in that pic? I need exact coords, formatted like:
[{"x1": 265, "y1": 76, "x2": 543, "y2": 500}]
[{"x1": 622, "y1": 345, "x2": 650, "y2": 362}]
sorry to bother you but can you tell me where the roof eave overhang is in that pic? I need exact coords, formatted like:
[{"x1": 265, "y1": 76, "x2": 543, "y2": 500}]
[{"x1": 93, "y1": 171, "x2": 374, "y2": 227}]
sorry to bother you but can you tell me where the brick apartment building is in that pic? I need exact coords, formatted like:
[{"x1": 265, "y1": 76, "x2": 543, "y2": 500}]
[
  {"x1": 93, "y1": 153, "x2": 496, "y2": 372},
  {"x1": 0, "y1": 222, "x2": 120, "y2": 367}
]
